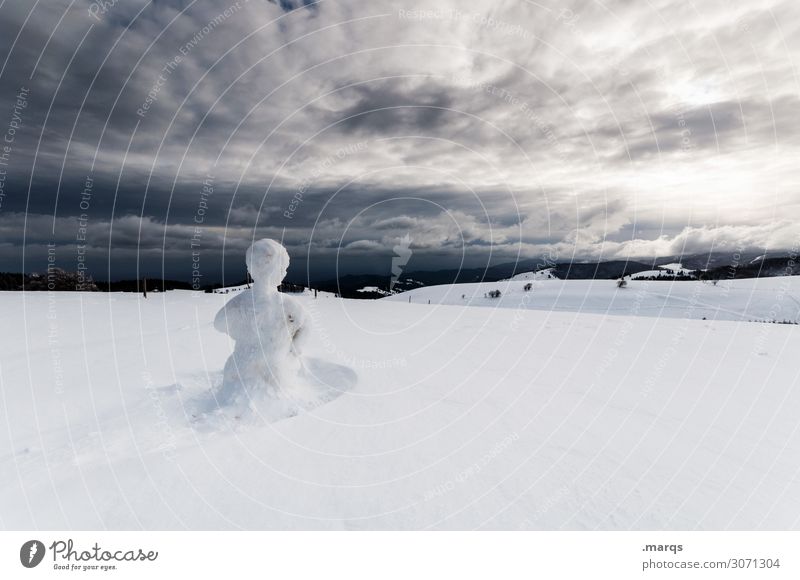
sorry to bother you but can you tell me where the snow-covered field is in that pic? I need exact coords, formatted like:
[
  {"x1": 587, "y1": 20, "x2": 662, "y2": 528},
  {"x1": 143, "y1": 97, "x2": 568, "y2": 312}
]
[
  {"x1": 1, "y1": 282, "x2": 799, "y2": 529},
  {"x1": 386, "y1": 276, "x2": 800, "y2": 323}
]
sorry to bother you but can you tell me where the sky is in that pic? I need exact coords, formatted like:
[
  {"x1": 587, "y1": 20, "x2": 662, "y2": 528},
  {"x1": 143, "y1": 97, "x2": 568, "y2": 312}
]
[{"x1": 0, "y1": 0, "x2": 797, "y2": 283}]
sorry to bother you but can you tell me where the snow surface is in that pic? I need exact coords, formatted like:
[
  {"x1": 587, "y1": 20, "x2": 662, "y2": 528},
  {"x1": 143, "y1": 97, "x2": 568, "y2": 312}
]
[
  {"x1": 629, "y1": 264, "x2": 694, "y2": 279},
  {"x1": 212, "y1": 284, "x2": 250, "y2": 294},
  {"x1": 1, "y1": 281, "x2": 799, "y2": 530},
  {"x1": 506, "y1": 268, "x2": 557, "y2": 281},
  {"x1": 357, "y1": 286, "x2": 391, "y2": 295},
  {"x1": 658, "y1": 263, "x2": 686, "y2": 271},
  {"x1": 386, "y1": 276, "x2": 800, "y2": 323}
]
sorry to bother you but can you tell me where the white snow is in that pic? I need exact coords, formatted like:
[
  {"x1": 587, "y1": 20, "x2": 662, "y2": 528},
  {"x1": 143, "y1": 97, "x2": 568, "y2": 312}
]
[
  {"x1": 628, "y1": 264, "x2": 694, "y2": 279},
  {"x1": 506, "y1": 268, "x2": 557, "y2": 281},
  {"x1": 385, "y1": 276, "x2": 800, "y2": 323},
  {"x1": 629, "y1": 270, "x2": 692, "y2": 279},
  {"x1": 658, "y1": 263, "x2": 685, "y2": 271},
  {"x1": 1, "y1": 276, "x2": 799, "y2": 529},
  {"x1": 295, "y1": 287, "x2": 337, "y2": 298},
  {"x1": 357, "y1": 286, "x2": 390, "y2": 295},
  {"x1": 212, "y1": 284, "x2": 250, "y2": 294}
]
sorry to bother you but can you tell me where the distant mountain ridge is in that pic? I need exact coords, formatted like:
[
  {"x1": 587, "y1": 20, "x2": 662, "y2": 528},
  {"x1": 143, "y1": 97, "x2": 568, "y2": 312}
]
[
  {"x1": 3, "y1": 251, "x2": 796, "y2": 295},
  {"x1": 305, "y1": 252, "x2": 798, "y2": 298}
]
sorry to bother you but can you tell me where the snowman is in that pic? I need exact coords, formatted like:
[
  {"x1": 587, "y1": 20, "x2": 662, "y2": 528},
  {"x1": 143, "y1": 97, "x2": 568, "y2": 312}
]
[{"x1": 214, "y1": 239, "x2": 309, "y2": 411}]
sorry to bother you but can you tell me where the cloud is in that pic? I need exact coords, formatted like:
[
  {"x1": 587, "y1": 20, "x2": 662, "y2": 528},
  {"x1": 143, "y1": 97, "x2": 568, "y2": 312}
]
[
  {"x1": 333, "y1": 79, "x2": 455, "y2": 135},
  {"x1": 0, "y1": 0, "x2": 796, "y2": 278}
]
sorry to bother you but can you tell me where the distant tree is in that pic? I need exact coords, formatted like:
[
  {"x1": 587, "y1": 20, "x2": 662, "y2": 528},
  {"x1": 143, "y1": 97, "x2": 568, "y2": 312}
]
[
  {"x1": 278, "y1": 282, "x2": 304, "y2": 293},
  {"x1": 22, "y1": 268, "x2": 99, "y2": 291},
  {"x1": 487, "y1": 289, "x2": 502, "y2": 298}
]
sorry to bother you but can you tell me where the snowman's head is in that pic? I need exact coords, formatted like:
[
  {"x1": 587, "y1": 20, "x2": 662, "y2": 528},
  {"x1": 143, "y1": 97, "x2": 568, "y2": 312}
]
[{"x1": 246, "y1": 239, "x2": 290, "y2": 288}]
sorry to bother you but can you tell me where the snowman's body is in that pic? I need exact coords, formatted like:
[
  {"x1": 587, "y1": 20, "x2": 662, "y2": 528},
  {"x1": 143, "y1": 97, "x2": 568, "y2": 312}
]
[{"x1": 214, "y1": 239, "x2": 309, "y2": 409}]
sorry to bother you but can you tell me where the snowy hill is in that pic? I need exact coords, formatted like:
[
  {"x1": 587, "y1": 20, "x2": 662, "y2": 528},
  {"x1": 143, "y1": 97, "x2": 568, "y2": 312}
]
[
  {"x1": 384, "y1": 276, "x2": 800, "y2": 323},
  {"x1": 506, "y1": 268, "x2": 558, "y2": 281},
  {"x1": 357, "y1": 286, "x2": 391, "y2": 296},
  {"x1": 212, "y1": 283, "x2": 250, "y2": 294},
  {"x1": 657, "y1": 262, "x2": 684, "y2": 271},
  {"x1": 628, "y1": 263, "x2": 695, "y2": 279},
  {"x1": 1, "y1": 288, "x2": 799, "y2": 529}
]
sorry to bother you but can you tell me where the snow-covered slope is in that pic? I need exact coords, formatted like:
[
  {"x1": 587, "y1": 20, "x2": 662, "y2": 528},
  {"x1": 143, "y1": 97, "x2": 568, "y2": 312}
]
[
  {"x1": 1, "y1": 289, "x2": 798, "y2": 530},
  {"x1": 213, "y1": 283, "x2": 250, "y2": 294},
  {"x1": 386, "y1": 276, "x2": 800, "y2": 323},
  {"x1": 658, "y1": 262, "x2": 688, "y2": 272},
  {"x1": 357, "y1": 286, "x2": 391, "y2": 295},
  {"x1": 506, "y1": 268, "x2": 557, "y2": 281},
  {"x1": 630, "y1": 263, "x2": 694, "y2": 279}
]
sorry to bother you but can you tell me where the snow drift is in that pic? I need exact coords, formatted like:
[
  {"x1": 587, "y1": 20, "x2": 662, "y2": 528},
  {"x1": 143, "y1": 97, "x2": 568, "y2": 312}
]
[{"x1": 0, "y1": 276, "x2": 798, "y2": 529}]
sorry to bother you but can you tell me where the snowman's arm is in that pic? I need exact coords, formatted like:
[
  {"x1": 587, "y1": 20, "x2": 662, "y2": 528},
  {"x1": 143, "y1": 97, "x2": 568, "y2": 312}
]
[
  {"x1": 214, "y1": 294, "x2": 246, "y2": 336},
  {"x1": 285, "y1": 299, "x2": 310, "y2": 354}
]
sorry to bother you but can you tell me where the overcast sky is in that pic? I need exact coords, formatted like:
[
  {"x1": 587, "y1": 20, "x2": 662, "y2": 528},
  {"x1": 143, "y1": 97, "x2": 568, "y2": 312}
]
[{"x1": 0, "y1": 0, "x2": 797, "y2": 282}]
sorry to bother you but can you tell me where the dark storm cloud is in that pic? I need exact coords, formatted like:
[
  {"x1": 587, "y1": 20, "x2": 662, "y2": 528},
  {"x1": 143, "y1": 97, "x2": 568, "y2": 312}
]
[
  {"x1": 0, "y1": 0, "x2": 797, "y2": 281},
  {"x1": 334, "y1": 80, "x2": 455, "y2": 134},
  {"x1": 610, "y1": 96, "x2": 800, "y2": 161},
  {"x1": 268, "y1": 0, "x2": 319, "y2": 13}
]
